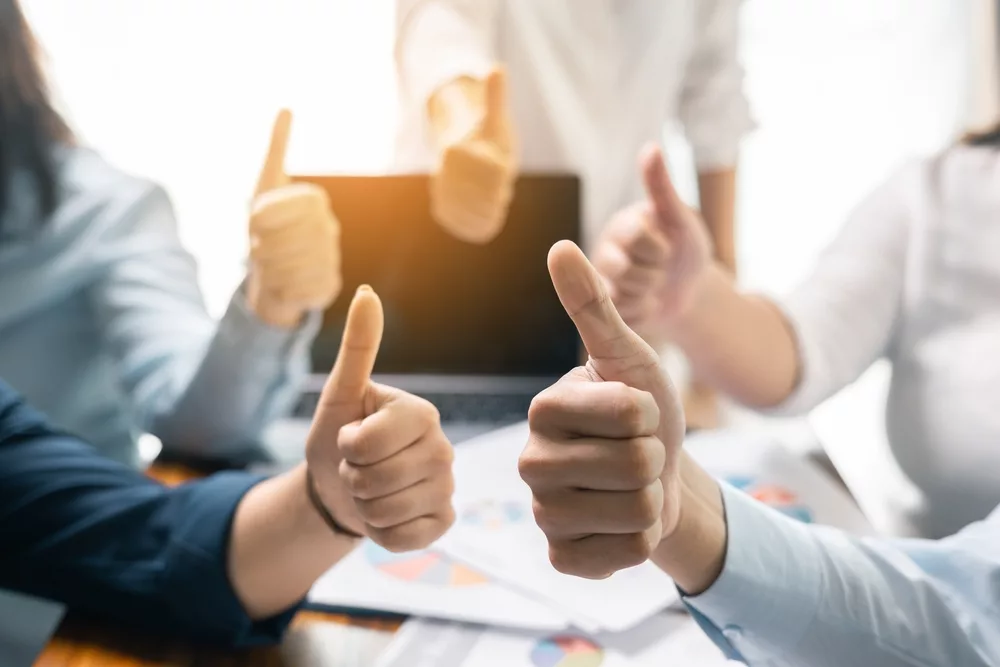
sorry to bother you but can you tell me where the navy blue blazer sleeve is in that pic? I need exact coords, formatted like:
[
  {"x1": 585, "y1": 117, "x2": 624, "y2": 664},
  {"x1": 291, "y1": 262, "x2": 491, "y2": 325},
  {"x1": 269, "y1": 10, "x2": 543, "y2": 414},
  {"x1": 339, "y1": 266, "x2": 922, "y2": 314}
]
[{"x1": 0, "y1": 381, "x2": 299, "y2": 647}]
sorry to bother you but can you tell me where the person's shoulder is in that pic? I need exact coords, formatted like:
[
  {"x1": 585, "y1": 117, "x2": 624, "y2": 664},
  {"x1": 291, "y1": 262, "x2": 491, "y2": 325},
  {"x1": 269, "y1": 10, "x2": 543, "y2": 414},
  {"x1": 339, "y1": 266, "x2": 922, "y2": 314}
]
[
  {"x1": 57, "y1": 146, "x2": 163, "y2": 210},
  {"x1": 52, "y1": 146, "x2": 172, "y2": 238}
]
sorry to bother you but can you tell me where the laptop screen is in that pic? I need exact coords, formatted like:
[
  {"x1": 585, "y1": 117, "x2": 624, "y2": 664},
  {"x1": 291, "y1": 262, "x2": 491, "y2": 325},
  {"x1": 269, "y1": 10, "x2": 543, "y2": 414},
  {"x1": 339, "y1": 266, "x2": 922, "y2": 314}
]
[{"x1": 293, "y1": 174, "x2": 581, "y2": 378}]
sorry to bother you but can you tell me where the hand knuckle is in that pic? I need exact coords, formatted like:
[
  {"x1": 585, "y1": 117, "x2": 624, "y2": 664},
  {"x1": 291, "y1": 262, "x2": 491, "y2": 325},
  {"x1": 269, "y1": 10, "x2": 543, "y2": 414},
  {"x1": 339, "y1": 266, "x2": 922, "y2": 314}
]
[
  {"x1": 434, "y1": 472, "x2": 456, "y2": 504},
  {"x1": 608, "y1": 384, "x2": 645, "y2": 432},
  {"x1": 620, "y1": 533, "x2": 654, "y2": 566},
  {"x1": 527, "y1": 388, "x2": 563, "y2": 427},
  {"x1": 517, "y1": 448, "x2": 548, "y2": 486},
  {"x1": 357, "y1": 498, "x2": 395, "y2": 529},
  {"x1": 635, "y1": 486, "x2": 662, "y2": 526},
  {"x1": 623, "y1": 438, "x2": 661, "y2": 486},
  {"x1": 338, "y1": 433, "x2": 368, "y2": 464},
  {"x1": 530, "y1": 497, "x2": 561, "y2": 535},
  {"x1": 548, "y1": 545, "x2": 580, "y2": 576},
  {"x1": 339, "y1": 462, "x2": 370, "y2": 498},
  {"x1": 374, "y1": 530, "x2": 414, "y2": 554},
  {"x1": 303, "y1": 185, "x2": 330, "y2": 209}
]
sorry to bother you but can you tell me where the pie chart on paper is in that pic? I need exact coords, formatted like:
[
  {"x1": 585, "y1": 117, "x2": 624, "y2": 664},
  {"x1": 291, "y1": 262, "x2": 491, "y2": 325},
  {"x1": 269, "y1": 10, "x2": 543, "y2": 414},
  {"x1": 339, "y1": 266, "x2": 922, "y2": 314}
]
[
  {"x1": 364, "y1": 541, "x2": 489, "y2": 587},
  {"x1": 530, "y1": 635, "x2": 604, "y2": 667}
]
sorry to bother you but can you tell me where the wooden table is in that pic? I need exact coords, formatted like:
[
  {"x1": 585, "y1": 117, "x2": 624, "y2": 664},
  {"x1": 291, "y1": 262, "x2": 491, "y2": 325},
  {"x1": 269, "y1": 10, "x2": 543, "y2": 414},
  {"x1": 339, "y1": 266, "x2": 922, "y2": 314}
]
[{"x1": 35, "y1": 463, "x2": 404, "y2": 667}]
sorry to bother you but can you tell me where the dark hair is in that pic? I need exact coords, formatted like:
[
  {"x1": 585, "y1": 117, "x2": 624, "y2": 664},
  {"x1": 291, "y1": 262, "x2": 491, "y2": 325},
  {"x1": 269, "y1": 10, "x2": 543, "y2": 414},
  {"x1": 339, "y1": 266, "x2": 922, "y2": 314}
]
[
  {"x1": 963, "y1": 122, "x2": 1000, "y2": 147},
  {"x1": 0, "y1": 0, "x2": 72, "y2": 222}
]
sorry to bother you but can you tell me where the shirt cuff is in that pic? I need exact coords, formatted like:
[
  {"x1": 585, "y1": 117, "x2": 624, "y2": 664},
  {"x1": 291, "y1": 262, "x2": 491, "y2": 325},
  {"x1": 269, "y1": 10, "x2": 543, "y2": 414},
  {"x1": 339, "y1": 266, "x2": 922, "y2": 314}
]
[
  {"x1": 219, "y1": 284, "x2": 321, "y2": 378},
  {"x1": 682, "y1": 482, "x2": 825, "y2": 664},
  {"x1": 687, "y1": 109, "x2": 756, "y2": 171},
  {"x1": 161, "y1": 472, "x2": 302, "y2": 647},
  {"x1": 756, "y1": 294, "x2": 826, "y2": 417}
]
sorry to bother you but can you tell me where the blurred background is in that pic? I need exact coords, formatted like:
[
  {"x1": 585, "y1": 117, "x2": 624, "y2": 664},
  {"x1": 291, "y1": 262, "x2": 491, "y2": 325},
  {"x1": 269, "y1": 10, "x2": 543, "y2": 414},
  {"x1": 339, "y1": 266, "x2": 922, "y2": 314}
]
[
  {"x1": 23, "y1": 0, "x2": 993, "y2": 310},
  {"x1": 21, "y1": 0, "x2": 1000, "y2": 531}
]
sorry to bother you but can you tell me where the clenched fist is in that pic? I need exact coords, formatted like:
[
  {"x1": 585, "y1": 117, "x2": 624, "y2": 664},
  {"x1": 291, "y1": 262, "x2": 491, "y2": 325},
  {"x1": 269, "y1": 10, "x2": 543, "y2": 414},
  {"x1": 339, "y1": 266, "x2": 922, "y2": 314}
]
[
  {"x1": 519, "y1": 241, "x2": 686, "y2": 579},
  {"x1": 430, "y1": 68, "x2": 516, "y2": 244},
  {"x1": 305, "y1": 285, "x2": 455, "y2": 552},
  {"x1": 247, "y1": 109, "x2": 341, "y2": 328},
  {"x1": 593, "y1": 145, "x2": 713, "y2": 339}
]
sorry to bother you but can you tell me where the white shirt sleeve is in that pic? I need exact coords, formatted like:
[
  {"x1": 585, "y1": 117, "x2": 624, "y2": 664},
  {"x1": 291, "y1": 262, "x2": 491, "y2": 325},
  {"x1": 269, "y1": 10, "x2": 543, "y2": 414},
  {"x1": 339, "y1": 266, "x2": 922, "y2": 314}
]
[
  {"x1": 768, "y1": 162, "x2": 920, "y2": 416},
  {"x1": 394, "y1": 0, "x2": 500, "y2": 107},
  {"x1": 677, "y1": 0, "x2": 755, "y2": 170}
]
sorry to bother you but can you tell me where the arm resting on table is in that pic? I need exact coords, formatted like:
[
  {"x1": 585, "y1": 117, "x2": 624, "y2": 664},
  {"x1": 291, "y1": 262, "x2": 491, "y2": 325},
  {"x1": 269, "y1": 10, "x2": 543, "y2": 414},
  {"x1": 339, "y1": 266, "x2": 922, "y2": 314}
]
[{"x1": 0, "y1": 383, "x2": 355, "y2": 647}]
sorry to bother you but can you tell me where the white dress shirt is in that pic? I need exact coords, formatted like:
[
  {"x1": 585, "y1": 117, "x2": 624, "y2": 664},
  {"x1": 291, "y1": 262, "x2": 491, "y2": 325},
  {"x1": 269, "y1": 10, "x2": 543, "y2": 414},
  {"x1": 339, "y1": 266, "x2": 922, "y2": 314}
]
[
  {"x1": 773, "y1": 145, "x2": 1000, "y2": 538},
  {"x1": 685, "y1": 483, "x2": 1000, "y2": 666},
  {"x1": 394, "y1": 0, "x2": 754, "y2": 246}
]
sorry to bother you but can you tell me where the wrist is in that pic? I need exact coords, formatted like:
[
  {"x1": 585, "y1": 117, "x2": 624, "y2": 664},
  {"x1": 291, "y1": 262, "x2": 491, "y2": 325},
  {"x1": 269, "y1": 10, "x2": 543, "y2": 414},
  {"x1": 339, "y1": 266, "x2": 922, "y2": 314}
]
[
  {"x1": 663, "y1": 263, "x2": 732, "y2": 338},
  {"x1": 246, "y1": 274, "x2": 305, "y2": 329},
  {"x1": 280, "y1": 465, "x2": 358, "y2": 546},
  {"x1": 228, "y1": 464, "x2": 358, "y2": 618},
  {"x1": 305, "y1": 467, "x2": 365, "y2": 539},
  {"x1": 652, "y1": 453, "x2": 727, "y2": 595}
]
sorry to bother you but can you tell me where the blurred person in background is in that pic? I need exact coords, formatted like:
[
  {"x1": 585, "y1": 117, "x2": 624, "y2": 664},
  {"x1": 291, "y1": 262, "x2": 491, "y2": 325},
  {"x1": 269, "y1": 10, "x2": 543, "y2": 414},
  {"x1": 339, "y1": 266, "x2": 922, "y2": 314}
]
[
  {"x1": 596, "y1": 131, "x2": 1000, "y2": 539},
  {"x1": 0, "y1": 0, "x2": 339, "y2": 466},
  {"x1": 393, "y1": 0, "x2": 754, "y2": 429}
]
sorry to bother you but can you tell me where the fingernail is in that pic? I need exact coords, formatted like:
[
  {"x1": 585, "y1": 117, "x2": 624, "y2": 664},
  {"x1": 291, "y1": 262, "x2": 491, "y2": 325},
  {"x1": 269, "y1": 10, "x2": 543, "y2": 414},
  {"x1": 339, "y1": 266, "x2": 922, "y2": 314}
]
[{"x1": 356, "y1": 284, "x2": 372, "y2": 295}]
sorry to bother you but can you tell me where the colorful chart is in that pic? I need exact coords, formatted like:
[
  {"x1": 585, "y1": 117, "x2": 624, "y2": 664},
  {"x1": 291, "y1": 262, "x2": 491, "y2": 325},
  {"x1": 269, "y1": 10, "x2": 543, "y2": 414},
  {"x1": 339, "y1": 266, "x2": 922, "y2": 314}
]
[
  {"x1": 727, "y1": 476, "x2": 813, "y2": 523},
  {"x1": 461, "y1": 499, "x2": 527, "y2": 530},
  {"x1": 364, "y1": 542, "x2": 490, "y2": 587},
  {"x1": 530, "y1": 635, "x2": 604, "y2": 667}
]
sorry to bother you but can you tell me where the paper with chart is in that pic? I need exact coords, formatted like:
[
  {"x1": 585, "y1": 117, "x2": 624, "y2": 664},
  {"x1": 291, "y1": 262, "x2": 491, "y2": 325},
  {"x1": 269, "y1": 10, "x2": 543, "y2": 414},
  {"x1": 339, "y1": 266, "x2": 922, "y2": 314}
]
[
  {"x1": 308, "y1": 538, "x2": 568, "y2": 631},
  {"x1": 375, "y1": 612, "x2": 736, "y2": 667},
  {"x1": 435, "y1": 422, "x2": 679, "y2": 633},
  {"x1": 686, "y1": 429, "x2": 877, "y2": 535}
]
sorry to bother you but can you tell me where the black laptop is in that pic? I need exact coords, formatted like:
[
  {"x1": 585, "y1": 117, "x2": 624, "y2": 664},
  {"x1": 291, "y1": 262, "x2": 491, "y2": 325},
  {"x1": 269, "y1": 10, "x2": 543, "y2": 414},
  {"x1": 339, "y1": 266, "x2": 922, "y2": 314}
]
[{"x1": 290, "y1": 173, "x2": 581, "y2": 444}]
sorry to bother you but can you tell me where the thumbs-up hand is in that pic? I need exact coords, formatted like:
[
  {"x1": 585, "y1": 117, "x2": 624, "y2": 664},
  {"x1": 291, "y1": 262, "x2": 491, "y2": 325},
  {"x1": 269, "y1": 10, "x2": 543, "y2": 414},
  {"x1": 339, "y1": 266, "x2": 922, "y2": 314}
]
[
  {"x1": 592, "y1": 144, "x2": 713, "y2": 339},
  {"x1": 305, "y1": 285, "x2": 455, "y2": 551},
  {"x1": 247, "y1": 109, "x2": 341, "y2": 329},
  {"x1": 519, "y1": 241, "x2": 685, "y2": 579},
  {"x1": 430, "y1": 68, "x2": 516, "y2": 244}
]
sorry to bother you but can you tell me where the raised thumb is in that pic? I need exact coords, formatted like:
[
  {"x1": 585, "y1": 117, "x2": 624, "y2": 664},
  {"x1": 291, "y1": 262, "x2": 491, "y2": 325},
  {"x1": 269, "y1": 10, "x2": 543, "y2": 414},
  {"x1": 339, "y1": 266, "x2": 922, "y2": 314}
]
[
  {"x1": 318, "y1": 285, "x2": 384, "y2": 411},
  {"x1": 548, "y1": 241, "x2": 658, "y2": 384},
  {"x1": 480, "y1": 67, "x2": 508, "y2": 140},
  {"x1": 639, "y1": 144, "x2": 684, "y2": 235},
  {"x1": 254, "y1": 108, "x2": 292, "y2": 196}
]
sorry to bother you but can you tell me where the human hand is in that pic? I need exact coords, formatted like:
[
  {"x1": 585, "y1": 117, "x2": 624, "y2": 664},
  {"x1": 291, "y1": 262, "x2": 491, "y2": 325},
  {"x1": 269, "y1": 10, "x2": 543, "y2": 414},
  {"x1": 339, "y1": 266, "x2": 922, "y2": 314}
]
[
  {"x1": 593, "y1": 145, "x2": 713, "y2": 337},
  {"x1": 519, "y1": 241, "x2": 686, "y2": 579},
  {"x1": 305, "y1": 285, "x2": 455, "y2": 551},
  {"x1": 430, "y1": 68, "x2": 516, "y2": 244},
  {"x1": 247, "y1": 109, "x2": 341, "y2": 328}
]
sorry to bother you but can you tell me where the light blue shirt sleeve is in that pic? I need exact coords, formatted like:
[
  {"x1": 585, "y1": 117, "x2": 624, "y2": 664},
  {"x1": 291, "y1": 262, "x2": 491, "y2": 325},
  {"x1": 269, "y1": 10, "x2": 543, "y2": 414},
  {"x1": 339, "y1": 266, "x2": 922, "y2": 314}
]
[
  {"x1": 683, "y1": 483, "x2": 1000, "y2": 666},
  {"x1": 89, "y1": 184, "x2": 319, "y2": 457}
]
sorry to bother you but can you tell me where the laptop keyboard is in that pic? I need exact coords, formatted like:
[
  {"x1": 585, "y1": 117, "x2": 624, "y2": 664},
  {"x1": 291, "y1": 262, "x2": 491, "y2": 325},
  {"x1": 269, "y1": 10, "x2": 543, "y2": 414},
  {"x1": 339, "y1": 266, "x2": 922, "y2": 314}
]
[{"x1": 294, "y1": 391, "x2": 532, "y2": 424}]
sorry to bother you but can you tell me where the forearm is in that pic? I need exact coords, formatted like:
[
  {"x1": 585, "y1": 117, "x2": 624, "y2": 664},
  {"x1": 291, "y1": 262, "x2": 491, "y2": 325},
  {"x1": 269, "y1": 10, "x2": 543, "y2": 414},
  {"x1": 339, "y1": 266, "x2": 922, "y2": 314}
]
[
  {"x1": 669, "y1": 469, "x2": 1000, "y2": 667},
  {"x1": 668, "y1": 265, "x2": 800, "y2": 408},
  {"x1": 228, "y1": 463, "x2": 359, "y2": 619},
  {"x1": 152, "y1": 291, "x2": 315, "y2": 456},
  {"x1": 651, "y1": 452, "x2": 727, "y2": 594},
  {"x1": 697, "y1": 168, "x2": 737, "y2": 273}
]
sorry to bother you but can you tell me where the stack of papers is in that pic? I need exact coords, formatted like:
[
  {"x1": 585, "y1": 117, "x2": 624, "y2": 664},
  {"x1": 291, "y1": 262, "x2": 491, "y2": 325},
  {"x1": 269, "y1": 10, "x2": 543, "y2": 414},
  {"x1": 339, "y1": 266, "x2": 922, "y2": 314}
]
[{"x1": 308, "y1": 421, "x2": 875, "y2": 664}]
